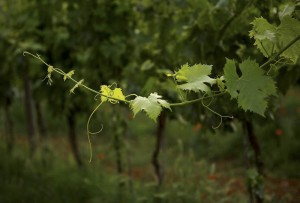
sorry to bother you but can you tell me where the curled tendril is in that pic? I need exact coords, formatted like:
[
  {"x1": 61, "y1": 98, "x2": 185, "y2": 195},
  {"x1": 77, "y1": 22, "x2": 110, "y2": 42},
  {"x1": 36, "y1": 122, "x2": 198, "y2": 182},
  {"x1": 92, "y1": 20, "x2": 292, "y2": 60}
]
[
  {"x1": 94, "y1": 93, "x2": 100, "y2": 101},
  {"x1": 87, "y1": 101, "x2": 104, "y2": 163},
  {"x1": 266, "y1": 57, "x2": 294, "y2": 75},
  {"x1": 109, "y1": 82, "x2": 117, "y2": 89},
  {"x1": 105, "y1": 83, "x2": 118, "y2": 104},
  {"x1": 125, "y1": 94, "x2": 138, "y2": 99},
  {"x1": 108, "y1": 88, "x2": 118, "y2": 104},
  {"x1": 201, "y1": 93, "x2": 233, "y2": 129},
  {"x1": 23, "y1": 51, "x2": 50, "y2": 67},
  {"x1": 88, "y1": 124, "x2": 103, "y2": 135}
]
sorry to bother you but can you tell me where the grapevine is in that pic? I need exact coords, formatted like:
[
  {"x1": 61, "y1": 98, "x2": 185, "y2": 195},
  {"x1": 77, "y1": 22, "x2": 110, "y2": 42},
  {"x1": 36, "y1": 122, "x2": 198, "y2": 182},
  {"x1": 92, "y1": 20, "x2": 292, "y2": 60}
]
[
  {"x1": 23, "y1": 51, "x2": 233, "y2": 161},
  {"x1": 23, "y1": 13, "x2": 300, "y2": 162}
]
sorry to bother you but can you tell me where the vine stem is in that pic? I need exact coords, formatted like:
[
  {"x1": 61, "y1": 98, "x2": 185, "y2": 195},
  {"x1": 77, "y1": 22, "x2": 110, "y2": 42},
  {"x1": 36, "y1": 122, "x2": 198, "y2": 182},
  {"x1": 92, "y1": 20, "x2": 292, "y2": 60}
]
[
  {"x1": 259, "y1": 35, "x2": 300, "y2": 69},
  {"x1": 23, "y1": 51, "x2": 130, "y2": 104},
  {"x1": 23, "y1": 33, "x2": 300, "y2": 108},
  {"x1": 169, "y1": 92, "x2": 227, "y2": 107},
  {"x1": 23, "y1": 51, "x2": 228, "y2": 107}
]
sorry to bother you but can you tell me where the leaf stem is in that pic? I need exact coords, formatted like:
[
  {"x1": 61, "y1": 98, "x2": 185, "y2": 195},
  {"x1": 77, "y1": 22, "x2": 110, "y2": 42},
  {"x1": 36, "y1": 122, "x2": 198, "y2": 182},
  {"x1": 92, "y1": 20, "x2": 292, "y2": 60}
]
[{"x1": 259, "y1": 35, "x2": 300, "y2": 69}]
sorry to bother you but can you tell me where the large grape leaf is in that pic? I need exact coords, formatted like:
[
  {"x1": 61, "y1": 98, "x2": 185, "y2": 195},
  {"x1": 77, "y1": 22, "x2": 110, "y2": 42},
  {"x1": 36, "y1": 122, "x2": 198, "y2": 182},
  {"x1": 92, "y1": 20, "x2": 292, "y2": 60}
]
[
  {"x1": 175, "y1": 63, "x2": 215, "y2": 92},
  {"x1": 130, "y1": 93, "x2": 171, "y2": 121},
  {"x1": 224, "y1": 58, "x2": 277, "y2": 116}
]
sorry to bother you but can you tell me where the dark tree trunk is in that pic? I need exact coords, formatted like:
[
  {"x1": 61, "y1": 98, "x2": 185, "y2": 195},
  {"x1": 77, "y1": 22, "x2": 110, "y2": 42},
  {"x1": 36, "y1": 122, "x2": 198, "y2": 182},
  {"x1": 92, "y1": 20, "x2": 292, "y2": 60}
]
[
  {"x1": 23, "y1": 64, "x2": 37, "y2": 156},
  {"x1": 125, "y1": 123, "x2": 134, "y2": 200},
  {"x1": 113, "y1": 114, "x2": 126, "y2": 203},
  {"x1": 245, "y1": 121, "x2": 264, "y2": 175},
  {"x1": 67, "y1": 112, "x2": 82, "y2": 167},
  {"x1": 152, "y1": 113, "x2": 166, "y2": 186},
  {"x1": 35, "y1": 101, "x2": 50, "y2": 164},
  {"x1": 114, "y1": 131, "x2": 123, "y2": 174},
  {"x1": 110, "y1": 109, "x2": 128, "y2": 202},
  {"x1": 35, "y1": 101, "x2": 47, "y2": 139},
  {"x1": 243, "y1": 120, "x2": 264, "y2": 203},
  {"x1": 4, "y1": 98, "x2": 14, "y2": 153}
]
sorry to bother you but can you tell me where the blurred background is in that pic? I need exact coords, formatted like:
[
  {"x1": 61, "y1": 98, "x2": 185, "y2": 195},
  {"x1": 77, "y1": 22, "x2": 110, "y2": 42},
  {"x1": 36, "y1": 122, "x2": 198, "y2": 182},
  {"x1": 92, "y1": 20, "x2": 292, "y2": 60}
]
[{"x1": 0, "y1": 0, "x2": 300, "y2": 202}]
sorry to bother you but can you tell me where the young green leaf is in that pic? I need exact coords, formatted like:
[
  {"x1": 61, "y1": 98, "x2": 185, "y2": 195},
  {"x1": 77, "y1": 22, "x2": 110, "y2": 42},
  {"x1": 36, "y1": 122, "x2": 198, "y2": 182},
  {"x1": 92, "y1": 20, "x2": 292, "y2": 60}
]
[
  {"x1": 175, "y1": 63, "x2": 215, "y2": 92},
  {"x1": 224, "y1": 58, "x2": 276, "y2": 116},
  {"x1": 130, "y1": 93, "x2": 171, "y2": 121},
  {"x1": 216, "y1": 76, "x2": 225, "y2": 91},
  {"x1": 45, "y1": 66, "x2": 54, "y2": 85},
  {"x1": 100, "y1": 85, "x2": 125, "y2": 103},
  {"x1": 63, "y1": 70, "x2": 75, "y2": 81},
  {"x1": 70, "y1": 79, "x2": 84, "y2": 94}
]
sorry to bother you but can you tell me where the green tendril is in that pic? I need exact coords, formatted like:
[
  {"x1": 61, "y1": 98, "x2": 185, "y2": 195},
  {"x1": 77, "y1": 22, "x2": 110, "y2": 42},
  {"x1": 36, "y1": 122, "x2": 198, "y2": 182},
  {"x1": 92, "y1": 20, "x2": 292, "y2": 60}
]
[
  {"x1": 201, "y1": 94, "x2": 233, "y2": 129},
  {"x1": 87, "y1": 101, "x2": 104, "y2": 163},
  {"x1": 125, "y1": 94, "x2": 138, "y2": 98}
]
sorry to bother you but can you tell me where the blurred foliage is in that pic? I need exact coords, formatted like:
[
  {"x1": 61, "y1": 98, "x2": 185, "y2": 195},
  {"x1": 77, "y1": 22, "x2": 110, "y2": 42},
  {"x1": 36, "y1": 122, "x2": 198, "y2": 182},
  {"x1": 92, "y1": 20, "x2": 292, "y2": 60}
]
[{"x1": 1, "y1": 0, "x2": 300, "y2": 202}]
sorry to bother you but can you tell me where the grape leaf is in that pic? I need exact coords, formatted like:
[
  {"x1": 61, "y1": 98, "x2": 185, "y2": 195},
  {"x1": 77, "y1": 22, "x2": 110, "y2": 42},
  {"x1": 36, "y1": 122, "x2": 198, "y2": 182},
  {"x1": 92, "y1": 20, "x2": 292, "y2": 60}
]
[
  {"x1": 130, "y1": 93, "x2": 171, "y2": 121},
  {"x1": 277, "y1": 16, "x2": 300, "y2": 63},
  {"x1": 216, "y1": 76, "x2": 225, "y2": 91},
  {"x1": 249, "y1": 17, "x2": 277, "y2": 57},
  {"x1": 100, "y1": 85, "x2": 125, "y2": 103},
  {"x1": 279, "y1": 3, "x2": 295, "y2": 20},
  {"x1": 250, "y1": 15, "x2": 300, "y2": 62},
  {"x1": 175, "y1": 63, "x2": 215, "y2": 92},
  {"x1": 70, "y1": 79, "x2": 84, "y2": 94},
  {"x1": 63, "y1": 70, "x2": 75, "y2": 81},
  {"x1": 224, "y1": 58, "x2": 277, "y2": 116}
]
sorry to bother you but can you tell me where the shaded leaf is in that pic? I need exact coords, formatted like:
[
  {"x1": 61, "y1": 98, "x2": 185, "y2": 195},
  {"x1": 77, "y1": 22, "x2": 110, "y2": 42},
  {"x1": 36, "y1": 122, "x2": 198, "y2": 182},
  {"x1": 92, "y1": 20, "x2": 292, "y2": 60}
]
[
  {"x1": 224, "y1": 58, "x2": 276, "y2": 116},
  {"x1": 277, "y1": 16, "x2": 300, "y2": 63},
  {"x1": 249, "y1": 17, "x2": 277, "y2": 57},
  {"x1": 250, "y1": 15, "x2": 300, "y2": 62}
]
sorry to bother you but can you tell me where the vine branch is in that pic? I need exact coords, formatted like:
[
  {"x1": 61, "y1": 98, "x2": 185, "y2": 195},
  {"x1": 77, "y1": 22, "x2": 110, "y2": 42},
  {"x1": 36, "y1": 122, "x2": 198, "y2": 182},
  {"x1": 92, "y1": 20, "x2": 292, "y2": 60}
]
[
  {"x1": 23, "y1": 51, "x2": 129, "y2": 104},
  {"x1": 259, "y1": 35, "x2": 300, "y2": 69},
  {"x1": 23, "y1": 51, "x2": 227, "y2": 108},
  {"x1": 169, "y1": 92, "x2": 227, "y2": 107}
]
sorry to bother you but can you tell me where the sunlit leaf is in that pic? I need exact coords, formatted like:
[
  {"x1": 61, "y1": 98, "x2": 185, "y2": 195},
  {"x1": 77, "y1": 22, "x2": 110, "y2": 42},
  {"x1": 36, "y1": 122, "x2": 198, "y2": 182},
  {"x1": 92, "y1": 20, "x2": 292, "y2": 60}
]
[
  {"x1": 175, "y1": 63, "x2": 215, "y2": 92},
  {"x1": 100, "y1": 85, "x2": 125, "y2": 103},
  {"x1": 130, "y1": 93, "x2": 171, "y2": 121}
]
